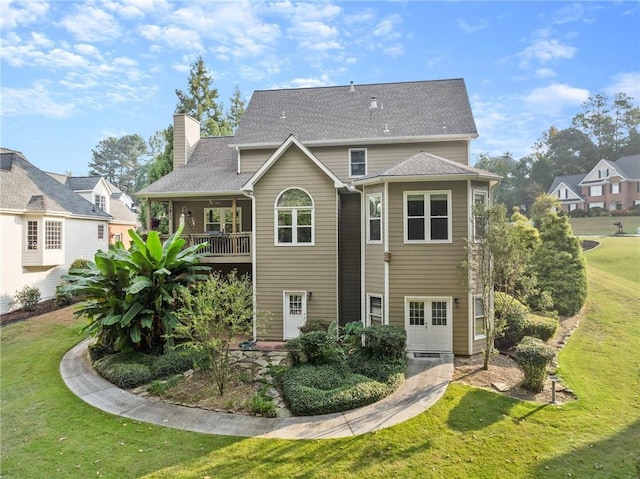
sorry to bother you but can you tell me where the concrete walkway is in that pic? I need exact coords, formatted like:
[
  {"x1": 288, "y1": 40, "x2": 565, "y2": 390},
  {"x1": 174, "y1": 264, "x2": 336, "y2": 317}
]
[{"x1": 60, "y1": 339, "x2": 453, "y2": 440}]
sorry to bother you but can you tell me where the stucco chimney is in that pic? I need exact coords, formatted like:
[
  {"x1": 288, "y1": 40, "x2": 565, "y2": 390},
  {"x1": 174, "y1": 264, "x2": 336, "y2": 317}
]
[{"x1": 173, "y1": 114, "x2": 200, "y2": 169}]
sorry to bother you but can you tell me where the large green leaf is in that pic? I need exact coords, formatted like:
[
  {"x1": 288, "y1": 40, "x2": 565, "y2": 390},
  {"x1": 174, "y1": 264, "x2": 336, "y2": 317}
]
[
  {"x1": 101, "y1": 313, "x2": 122, "y2": 325},
  {"x1": 129, "y1": 324, "x2": 141, "y2": 344},
  {"x1": 121, "y1": 302, "x2": 144, "y2": 326},
  {"x1": 127, "y1": 277, "x2": 153, "y2": 295},
  {"x1": 146, "y1": 231, "x2": 163, "y2": 264}
]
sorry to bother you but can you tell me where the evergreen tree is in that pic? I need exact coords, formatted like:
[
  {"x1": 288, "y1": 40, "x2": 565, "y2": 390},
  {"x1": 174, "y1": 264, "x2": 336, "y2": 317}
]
[
  {"x1": 228, "y1": 85, "x2": 245, "y2": 132},
  {"x1": 89, "y1": 134, "x2": 147, "y2": 197}
]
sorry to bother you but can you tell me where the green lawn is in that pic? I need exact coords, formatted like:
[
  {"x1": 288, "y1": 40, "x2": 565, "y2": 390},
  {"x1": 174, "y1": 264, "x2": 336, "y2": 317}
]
[
  {"x1": 1, "y1": 237, "x2": 639, "y2": 478},
  {"x1": 569, "y1": 215, "x2": 640, "y2": 235}
]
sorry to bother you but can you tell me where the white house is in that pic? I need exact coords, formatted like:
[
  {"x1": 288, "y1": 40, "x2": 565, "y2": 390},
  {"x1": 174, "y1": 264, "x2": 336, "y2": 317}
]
[{"x1": 0, "y1": 148, "x2": 111, "y2": 314}]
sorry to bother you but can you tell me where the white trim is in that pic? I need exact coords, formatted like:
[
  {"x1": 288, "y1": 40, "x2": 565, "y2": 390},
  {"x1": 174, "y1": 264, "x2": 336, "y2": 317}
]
[
  {"x1": 283, "y1": 290, "x2": 307, "y2": 340},
  {"x1": 366, "y1": 293, "x2": 384, "y2": 327},
  {"x1": 349, "y1": 148, "x2": 367, "y2": 178},
  {"x1": 404, "y1": 296, "x2": 453, "y2": 352},
  {"x1": 366, "y1": 192, "x2": 382, "y2": 244},
  {"x1": 355, "y1": 173, "x2": 500, "y2": 187},
  {"x1": 473, "y1": 295, "x2": 487, "y2": 340},
  {"x1": 383, "y1": 181, "x2": 389, "y2": 326},
  {"x1": 243, "y1": 135, "x2": 345, "y2": 191},
  {"x1": 403, "y1": 190, "x2": 452, "y2": 244},
  {"x1": 360, "y1": 185, "x2": 366, "y2": 327},
  {"x1": 245, "y1": 190, "x2": 257, "y2": 341},
  {"x1": 471, "y1": 188, "x2": 488, "y2": 243},
  {"x1": 273, "y1": 187, "x2": 315, "y2": 246}
]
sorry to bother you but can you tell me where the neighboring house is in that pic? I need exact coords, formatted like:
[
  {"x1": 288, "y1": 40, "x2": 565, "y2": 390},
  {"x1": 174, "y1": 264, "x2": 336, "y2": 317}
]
[
  {"x1": 549, "y1": 154, "x2": 640, "y2": 213},
  {"x1": 52, "y1": 175, "x2": 139, "y2": 248},
  {"x1": 137, "y1": 79, "x2": 501, "y2": 356},
  {"x1": 0, "y1": 148, "x2": 111, "y2": 314}
]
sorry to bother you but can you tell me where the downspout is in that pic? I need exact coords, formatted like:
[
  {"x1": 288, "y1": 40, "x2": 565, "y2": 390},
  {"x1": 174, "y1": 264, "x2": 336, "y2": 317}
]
[
  {"x1": 384, "y1": 181, "x2": 390, "y2": 325},
  {"x1": 242, "y1": 189, "x2": 257, "y2": 342},
  {"x1": 467, "y1": 179, "x2": 473, "y2": 356}
]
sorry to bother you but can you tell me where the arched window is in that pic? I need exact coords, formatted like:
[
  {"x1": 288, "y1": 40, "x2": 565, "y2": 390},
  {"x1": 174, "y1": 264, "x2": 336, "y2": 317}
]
[{"x1": 275, "y1": 188, "x2": 314, "y2": 245}]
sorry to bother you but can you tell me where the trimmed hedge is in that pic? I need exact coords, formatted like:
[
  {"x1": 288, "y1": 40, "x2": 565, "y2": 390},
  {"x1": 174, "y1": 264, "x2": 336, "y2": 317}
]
[
  {"x1": 92, "y1": 349, "x2": 203, "y2": 389},
  {"x1": 516, "y1": 336, "x2": 555, "y2": 392},
  {"x1": 281, "y1": 354, "x2": 406, "y2": 416},
  {"x1": 524, "y1": 314, "x2": 558, "y2": 342},
  {"x1": 495, "y1": 292, "x2": 530, "y2": 350},
  {"x1": 285, "y1": 330, "x2": 343, "y2": 366},
  {"x1": 361, "y1": 325, "x2": 406, "y2": 359}
]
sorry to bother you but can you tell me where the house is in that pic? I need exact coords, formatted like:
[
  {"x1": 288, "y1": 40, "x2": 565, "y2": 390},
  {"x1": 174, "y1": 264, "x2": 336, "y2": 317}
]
[
  {"x1": 49, "y1": 175, "x2": 139, "y2": 247},
  {"x1": 0, "y1": 148, "x2": 111, "y2": 314},
  {"x1": 549, "y1": 154, "x2": 640, "y2": 213},
  {"x1": 137, "y1": 79, "x2": 500, "y2": 356}
]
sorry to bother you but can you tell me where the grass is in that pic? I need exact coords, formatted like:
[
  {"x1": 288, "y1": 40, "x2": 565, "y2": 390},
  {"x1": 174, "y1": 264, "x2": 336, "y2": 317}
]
[
  {"x1": 569, "y1": 215, "x2": 640, "y2": 235},
  {"x1": 1, "y1": 237, "x2": 639, "y2": 478}
]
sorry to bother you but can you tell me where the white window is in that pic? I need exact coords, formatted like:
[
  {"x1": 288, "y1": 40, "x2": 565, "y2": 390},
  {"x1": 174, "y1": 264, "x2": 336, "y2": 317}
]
[
  {"x1": 98, "y1": 224, "x2": 105, "y2": 240},
  {"x1": 611, "y1": 183, "x2": 620, "y2": 194},
  {"x1": 406, "y1": 297, "x2": 449, "y2": 327},
  {"x1": 407, "y1": 299, "x2": 425, "y2": 326},
  {"x1": 405, "y1": 191, "x2": 451, "y2": 243},
  {"x1": 349, "y1": 149, "x2": 367, "y2": 177},
  {"x1": 275, "y1": 188, "x2": 314, "y2": 245},
  {"x1": 27, "y1": 221, "x2": 38, "y2": 250},
  {"x1": 367, "y1": 294, "x2": 383, "y2": 326},
  {"x1": 472, "y1": 190, "x2": 487, "y2": 242},
  {"x1": 94, "y1": 195, "x2": 106, "y2": 210},
  {"x1": 590, "y1": 185, "x2": 603, "y2": 196},
  {"x1": 45, "y1": 221, "x2": 62, "y2": 250},
  {"x1": 367, "y1": 193, "x2": 382, "y2": 243},
  {"x1": 589, "y1": 202, "x2": 604, "y2": 209},
  {"x1": 204, "y1": 207, "x2": 242, "y2": 233},
  {"x1": 114, "y1": 233, "x2": 122, "y2": 243},
  {"x1": 474, "y1": 297, "x2": 486, "y2": 339}
]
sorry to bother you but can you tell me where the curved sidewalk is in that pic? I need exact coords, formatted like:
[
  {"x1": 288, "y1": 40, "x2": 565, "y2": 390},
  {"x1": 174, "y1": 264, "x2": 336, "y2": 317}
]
[{"x1": 60, "y1": 339, "x2": 453, "y2": 440}]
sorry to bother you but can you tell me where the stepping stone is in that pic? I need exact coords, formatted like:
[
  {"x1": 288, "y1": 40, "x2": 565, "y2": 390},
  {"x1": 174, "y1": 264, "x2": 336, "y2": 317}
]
[{"x1": 492, "y1": 382, "x2": 510, "y2": 392}]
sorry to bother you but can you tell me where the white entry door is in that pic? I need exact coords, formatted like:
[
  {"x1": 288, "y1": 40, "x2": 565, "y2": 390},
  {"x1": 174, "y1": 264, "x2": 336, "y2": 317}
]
[
  {"x1": 284, "y1": 292, "x2": 307, "y2": 339},
  {"x1": 405, "y1": 297, "x2": 452, "y2": 352}
]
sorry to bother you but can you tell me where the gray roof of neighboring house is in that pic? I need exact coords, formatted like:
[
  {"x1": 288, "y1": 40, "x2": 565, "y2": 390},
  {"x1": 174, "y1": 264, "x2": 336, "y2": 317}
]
[
  {"x1": 614, "y1": 153, "x2": 640, "y2": 178},
  {"x1": 232, "y1": 79, "x2": 478, "y2": 147},
  {"x1": 109, "y1": 197, "x2": 138, "y2": 224},
  {"x1": 65, "y1": 176, "x2": 102, "y2": 191},
  {"x1": 0, "y1": 149, "x2": 111, "y2": 218},
  {"x1": 548, "y1": 173, "x2": 586, "y2": 197},
  {"x1": 356, "y1": 151, "x2": 501, "y2": 183},
  {"x1": 137, "y1": 137, "x2": 252, "y2": 197}
]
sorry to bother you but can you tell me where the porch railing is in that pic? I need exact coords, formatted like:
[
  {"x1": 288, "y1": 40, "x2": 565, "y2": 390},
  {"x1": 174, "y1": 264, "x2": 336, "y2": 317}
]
[{"x1": 162, "y1": 232, "x2": 251, "y2": 257}]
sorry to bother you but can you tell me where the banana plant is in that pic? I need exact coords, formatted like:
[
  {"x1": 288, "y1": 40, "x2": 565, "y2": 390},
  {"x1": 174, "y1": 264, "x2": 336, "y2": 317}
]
[{"x1": 62, "y1": 225, "x2": 209, "y2": 352}]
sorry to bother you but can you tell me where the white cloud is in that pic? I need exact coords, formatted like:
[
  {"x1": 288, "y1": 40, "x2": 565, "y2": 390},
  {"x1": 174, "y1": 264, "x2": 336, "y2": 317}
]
[
  {"x1": 605, "y1": 72, "x2": 640, "y2": 100},
  {"x1": 60, "y1": 4, "x2": 122, "y2": 42},
  {"x1": 0, "y1": 81, "x2": 75, "y2": 118},
  {"x1": 518, "y1": 39, "x2": 576, "y2": 68},
  {"x1": 373, "y1": 14, "x2": 402, "y2": 37},
  {"x1": 383, "y1": 44, "x2": 404, "y2": 57},
  {"x1": 0, "y1": 0, "x2": 49, "y2": 31},
  {"x1": 281, "y1": 75, "x2": 332, "y2": 89},
  {"x1": 457, "y1": 18, "x2": 488, "y2": 34},
  {"x1": 535, "y1": 68, "x2": 556, "y2": 78},
  {"x1": 525, "y1": 83, "x2": 590, "y2": 114}
]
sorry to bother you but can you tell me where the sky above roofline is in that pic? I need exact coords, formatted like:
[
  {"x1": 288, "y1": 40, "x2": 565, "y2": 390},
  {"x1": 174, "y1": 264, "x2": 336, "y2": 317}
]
[{"x1": 1, "y1": 0, "x2": 638, "y2": 175}]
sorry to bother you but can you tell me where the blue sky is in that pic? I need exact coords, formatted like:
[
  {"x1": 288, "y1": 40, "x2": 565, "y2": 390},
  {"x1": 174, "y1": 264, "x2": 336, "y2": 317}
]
[{"x1": 1, "y1": 0, "x2": 639, "y2": 176}]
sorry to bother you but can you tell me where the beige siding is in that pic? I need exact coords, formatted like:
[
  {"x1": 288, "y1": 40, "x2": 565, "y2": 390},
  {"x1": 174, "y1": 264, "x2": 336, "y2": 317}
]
[
  {"x1": 386, "y1": 181, "x2": 471, "y2": 355},
  {"x1": 239, "y1": 141, "x2": 469, "y2": 179},
  {"x1": 363, "y1": 184, "x2": 385, "y2": 318},
  {"x1": 253, "y1": 145, "x2": 338, "y2": 340}
]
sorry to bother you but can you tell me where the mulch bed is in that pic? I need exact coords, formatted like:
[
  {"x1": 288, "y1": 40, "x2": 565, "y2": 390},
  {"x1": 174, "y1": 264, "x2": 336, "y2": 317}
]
[{"x1": 0, "y1": 299, "x2": 64, "y2": 326}]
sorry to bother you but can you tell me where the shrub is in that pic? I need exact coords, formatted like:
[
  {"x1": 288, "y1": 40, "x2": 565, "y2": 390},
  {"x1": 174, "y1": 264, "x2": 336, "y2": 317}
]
[
  {"x1": 361, "y1": 325, "x2": 406, "y2": 359},
  {"x1": 14, "y1": 285, "x2": 41, "y2": 311},
  {"x1": 69, "y1": 258, "x2": 90, "y2": 271},
  {"x1": 151, "y1": 349, "x2": 203, "y2": 378},
  {"x1": 494, "y1": 292, "x2": 529, "y2": 350},
  {"x1": 299, "y1": 319, "x2": 329, "y2": 334},
  {"x1": 524, "y1": 314, "x2": 558, "y2": 342},
  {"x1": 569, "y1": 208, "x2": 586, "y2": 218},
  {"x1": 515, "y1": 336, "x2": 555, "y2": 392},
  {"x1": 587, "y1": 206, "x2": 609, "y2": 217},
  {"x1": 281, "y1": 363, "x2": 399, "y2": 416},
  {"x1": 93, "y1": 353, "x2": 154, "y2": 389},
  {"x1": 285, "y1": 330, "x2": 343, "y2": 366},
  {"x1": 88, "y1": 341, "x2": 115, "y2": 362},
  {"x1": 347, "y1": 350, "x2": 407, "y2": 384}
]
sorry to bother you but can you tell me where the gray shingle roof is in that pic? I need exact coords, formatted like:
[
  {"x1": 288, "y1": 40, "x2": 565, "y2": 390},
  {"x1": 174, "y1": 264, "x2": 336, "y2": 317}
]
[
  {"x1": 109, "y1": 197, "x2": 138, "y2": 224},
  {"x1": 65, "y1": 176, "x2": 102, "y2": 191},
  {"x1": 137, "y1": 137, "x2": 252, "y2": 198},
  {"x1": 614, "y1": 153, "x2": 640, "y2": 178},
  {"x1": 0, "y1": 148, "x2": 111, "y2": 218},
  {"x1": 548, "y1": 173, "x2": 586, "y2": 196},
  {"x1": 232, "y1": 79, "x2": 477, "y2": 147},
  {"x1": 356, "y1": 151, "x2": 501, "y2": 183}
]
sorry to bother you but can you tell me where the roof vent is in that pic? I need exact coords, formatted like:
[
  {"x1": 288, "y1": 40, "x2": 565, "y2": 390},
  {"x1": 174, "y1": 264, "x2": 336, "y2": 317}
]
[
  {"x1": 370, "y1": 97, "x2": 378, "y2": 109},
  {"x1": 442, "y1": 124, "x2": 447, "y2": 134},
  {"x1": 383, "y1": 124, "x2": 390, "y2": 134},
  {"x1": 280, "y1": 110, "x2": 286, "y2": 119},
  {"x1": 349, "y1": 81, "x2": 355, "y2": 92}
]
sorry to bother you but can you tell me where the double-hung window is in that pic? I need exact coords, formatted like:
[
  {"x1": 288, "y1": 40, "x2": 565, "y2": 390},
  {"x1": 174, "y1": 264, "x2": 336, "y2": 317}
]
[
  {"x1": 474, "y1": 297, "x2": 486, "y2": 338},
  {"x1": 405, "y1": 191, "x2": 451, "y2": 243},
  {"x1": 611, "y1": 183, "x2": 620, "y2": 194},
  {"x1": 94, "y1": 195, "x2": 106, "y2": 211},
  {"x1": 204, "y1": 207, "x2": 242, "y2": 233},
  {"x1": 367, "y1": 193, "x2": 382, "y2": 243},
  {"x1": 276, "y1": 188, "x2": 314, "y2": 245},
  {"x1": 98, "y1": 224, "x2": 105, "y2": 240},
  {"x1": 368, "y1": 294, "x2": 383, "y2": 326},
  {"x1": 590, "y1": 185, "x2": 603, "y2": 196},
  {"x1": 349, "y1": 149, "x2": 367, "y2": 177},
  {"x1": 27, "y1": 221, "x2": 38, "y2": 250}
]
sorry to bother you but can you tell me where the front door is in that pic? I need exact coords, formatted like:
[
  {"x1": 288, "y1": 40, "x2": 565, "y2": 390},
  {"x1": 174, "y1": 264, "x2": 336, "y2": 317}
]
[
  {"x1": 405, "y1": 297, "x2": 452, "y2": 352},
  {"x1": 284, "y1": 292, "x2": 307, "y2": 339}
]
